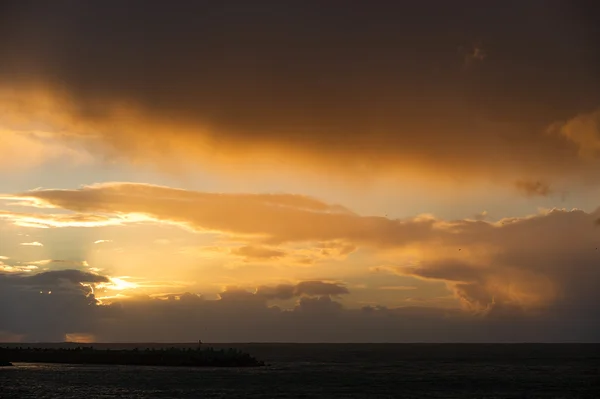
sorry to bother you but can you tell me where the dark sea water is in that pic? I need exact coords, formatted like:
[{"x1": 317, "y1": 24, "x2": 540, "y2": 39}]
[{"x1": 1, "y1": 344, "x2": 599, "y2": 398}]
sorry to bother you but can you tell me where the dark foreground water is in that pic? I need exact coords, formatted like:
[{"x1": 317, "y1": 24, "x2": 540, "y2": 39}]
[{"x1": 1, "y1": 344, "x2": 599, "y2": 398}]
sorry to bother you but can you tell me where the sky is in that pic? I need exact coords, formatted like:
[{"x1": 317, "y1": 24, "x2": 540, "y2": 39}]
[{"x1": 1, "y1": 0, "x2": 600, "y2": 342}]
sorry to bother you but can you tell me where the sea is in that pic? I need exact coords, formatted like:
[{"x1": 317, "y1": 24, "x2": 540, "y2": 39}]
[{"x1": 1, "y1": 343, "x2": 599, "y2": 398}]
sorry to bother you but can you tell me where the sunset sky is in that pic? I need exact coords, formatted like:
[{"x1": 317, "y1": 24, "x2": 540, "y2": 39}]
[{"x1": 1, "y1": 1, "x2": 599, "y2": 342}]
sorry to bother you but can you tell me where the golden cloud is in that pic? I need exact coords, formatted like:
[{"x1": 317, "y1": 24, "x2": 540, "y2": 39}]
[
  {"x1": 1, "y1": 2, "x2": 598, "y2": 191},
  {"x1": 0, "y1": 85, "x2": 592, "y2": 187},
  {"x1": 0, "y1": 209, "x2": 139, "y2": 228},
  {"x1": 5, "y1": 182, "x2": 440, "y2": 246},
  {"x1": 230, "y1": 245, "x2": 286, "y2": 261},
  {"x1": 0, "y1": 129, "x2": 92, "y2": 170},
  {"x1": 555, "y1": 107, "x2": 600, "y2": 160},
  {"x1": 4, "y1": 182, "x2": 600, "y2": 315}
]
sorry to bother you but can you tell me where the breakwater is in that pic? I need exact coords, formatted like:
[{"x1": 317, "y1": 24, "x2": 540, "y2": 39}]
[{"x1": 0, "y1": 346, "x2": 265, "y2": 367}]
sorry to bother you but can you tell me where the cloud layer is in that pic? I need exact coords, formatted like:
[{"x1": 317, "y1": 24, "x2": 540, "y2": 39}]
[
  {"x1": 2, "y1": 269, "x2": 597, "y2": 342},
  {"x1": 2, "y1": 182, "x2": 600, "y2": 335},
  {"x1": 0, "y1": 1, "x2": 599, "y2": 186},
  {"x1": 1, "y1": 2, "x2": 600, "y2": 342}
]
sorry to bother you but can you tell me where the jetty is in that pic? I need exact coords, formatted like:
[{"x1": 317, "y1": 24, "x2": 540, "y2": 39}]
[{"x1": 0, "y1": 346, "x2": 264, "y2": 367}]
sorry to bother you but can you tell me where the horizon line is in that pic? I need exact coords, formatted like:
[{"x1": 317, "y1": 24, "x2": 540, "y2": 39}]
[{"x1": 2, "y1": 342, "x2": 599, "y2": 345}]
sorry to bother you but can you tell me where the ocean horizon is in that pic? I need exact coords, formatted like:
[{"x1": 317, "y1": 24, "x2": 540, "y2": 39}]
[{"x1": 2, "y1": 343, "x2": 599, "y2": 398}]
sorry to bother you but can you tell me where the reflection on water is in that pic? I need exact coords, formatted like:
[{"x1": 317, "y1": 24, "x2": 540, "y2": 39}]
[{"x1": 1, "y1": 344, "x2": 599, "y2": 398}]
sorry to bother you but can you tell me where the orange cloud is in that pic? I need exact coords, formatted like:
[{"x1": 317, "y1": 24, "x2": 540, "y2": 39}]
[
  {"x1": 0, "y1": 209, "x2": 136, "y2": 228},
  {"x1": 0, "y1": 84, "x2": 593, "y2": 190},
  {"x1": 514, "y1": 180, "x2": 553, "y2": 198},
  {"x1": 5, "y1": 182, "x2": 600, "y2": 316},
  {"x1": 0, "y1": 2, "x2": 598, "y2": 193},
  {"x1": 0, "y1": 129, "x2": 92, "y2": 170},
  {"x1": 555, "y1": 107, "x2": 600, "y2": 160},
  {"x1": 27, "y1": 259, "x2": 90, "y2": 268},
  {"x1": 64, "y1": 333, "x2": 95, "y2": 343},
  {"x1": 0, "y1": 264, "x2": 38, "y2": 273},
  {"x1": 230, "y1": 245, "x2": 286, "y2": 261},
  {"x1": 6, "y1": 182, "x2": 443, "y2": 246},
  {"x1": 0, "y1": 88, "x2": 582, "y2": 188}
]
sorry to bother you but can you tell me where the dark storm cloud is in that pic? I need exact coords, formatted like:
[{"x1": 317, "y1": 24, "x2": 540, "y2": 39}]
[
  {"x1": 0, "y1": 269, "x2": 105, "y2": 341},
  {"x1": 27, "y1": 269, "x2": 108, "y2": 286},
  {"x1": 1, "y1": 1, "x2": 599, "y2": 182},
  {"x1": 101, "y1": 297, "x2": 598, "y2": 342},
  {"x1": 1, "y1": 269, "x2": 599, "y2": 342},
  {"x1": 0, "y1": 275, "x2": 349, "y2": 342},
  {"x1": 1, "y1": 269, "x2": 108, "y2": 296},
  {"x1": 255, "y1": 284, "x2": 296, "y2": 300}
]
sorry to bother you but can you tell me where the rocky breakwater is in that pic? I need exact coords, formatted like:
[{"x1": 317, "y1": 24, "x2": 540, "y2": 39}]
[{"x1": 0, "y1": 346, "x2": 265, "y2": 367}]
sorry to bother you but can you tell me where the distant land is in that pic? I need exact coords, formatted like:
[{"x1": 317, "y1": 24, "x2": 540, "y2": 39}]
[
  {"x1": 2, "y1": 342, "x2": 599, "y2": 364},
  {"x1": 0, "y1": 346, "x2": 265, "y2": 367}
]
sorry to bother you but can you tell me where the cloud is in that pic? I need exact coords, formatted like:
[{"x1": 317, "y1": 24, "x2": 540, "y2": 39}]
[
  {"x1": 0, "y1": 209, "x2": 127, "y2": 229},
  {"x1": 0, "y1": 331, "x2": 24, "y2": 342},
  {"x1": 231, "y1": 245, "x2": 286, "y2": 261},
  {"x1": 473, "y1": 211, "x2": 488, "y2": 221},
  {"x1": 2, "y1": 183, "x2": 600, "y2": 339},
  {"x1": 19, "y1": 241, "x2": 43, "y2": 247},
  {"x1": 26, "y1": 269, "x2": 108, "y2": 286},
  {"x1": 0, "y1": 130, "x2": 91, "y2": 170},
  {"x1": 294, "y1": 281, "x2": 350, "y2": 297},
  {"x1": 1, "y1": 269, "x2": 597, "y2": 342},
  {"x1": 382, "y1": 209, "x2": 600, "y2": 315},
  {"x1": 313, "y1": 242, "x2": 357, "y2": 258},
  {"x1": 255, "y1": 281, "x2": 349, "y2": 300},
  {"x1": 0, "y1": 2, "x2": 598, "y2": 185},
  {"x1": 94, "y1": 239, "x2": 113, "y2": 244},
  {"x1": 379, "y1": 286, "x2": 418, "y2": 291},
  {"x1": 5, "y1": 182, "x2": 600, "y2": 317},
  {"x1": 294, "y1": 295, "x2": 343, "y2": 314},
  {"x1": 6, "y1": 182, "x2": 439, "y2": 247},
  {"x1": 514, "y1": 179, "x2": 553, "y2": 197},
  {"x1": 461, "y1": 42, "x2": 486, "y2": 68},
  {"x1": 26, "y1": 259, "x2": 90, "y2": 268},
  {"x1": 0, "y1": 269, "x2": 106, "y2": 341},
  {"x1": 1, "y1": 262, "x2": 599, "y2": 342},
  {"x1": 1, "y1": 3, "x2": 599, "y2": 343},
  {"x1": 0, "y1": 265, "x2": 38, "y2": 273},
  {"x1": 254, "y1": 284, "x2": 296, "y2": 300},
  {"x1": 555, "y1": 107, "x2": 600, "y2": 160},
  {"x1": 64, "y1": 333, "x2": 95, "y2": 343}
]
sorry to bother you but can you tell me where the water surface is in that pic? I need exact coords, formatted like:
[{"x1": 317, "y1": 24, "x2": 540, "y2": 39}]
[{"x1": 1, "y1": 344, "x2": 599, "y2": 398}]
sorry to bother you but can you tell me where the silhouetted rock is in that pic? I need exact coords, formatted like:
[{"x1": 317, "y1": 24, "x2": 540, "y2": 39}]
[{"x1": 0, "y1": 347, "x2": 264, "y2": 367}]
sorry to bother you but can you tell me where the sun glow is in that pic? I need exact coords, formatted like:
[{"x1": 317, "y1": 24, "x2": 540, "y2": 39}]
[{"x1": 97, "y1": 277, "x2": 139, "y2": 291}]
